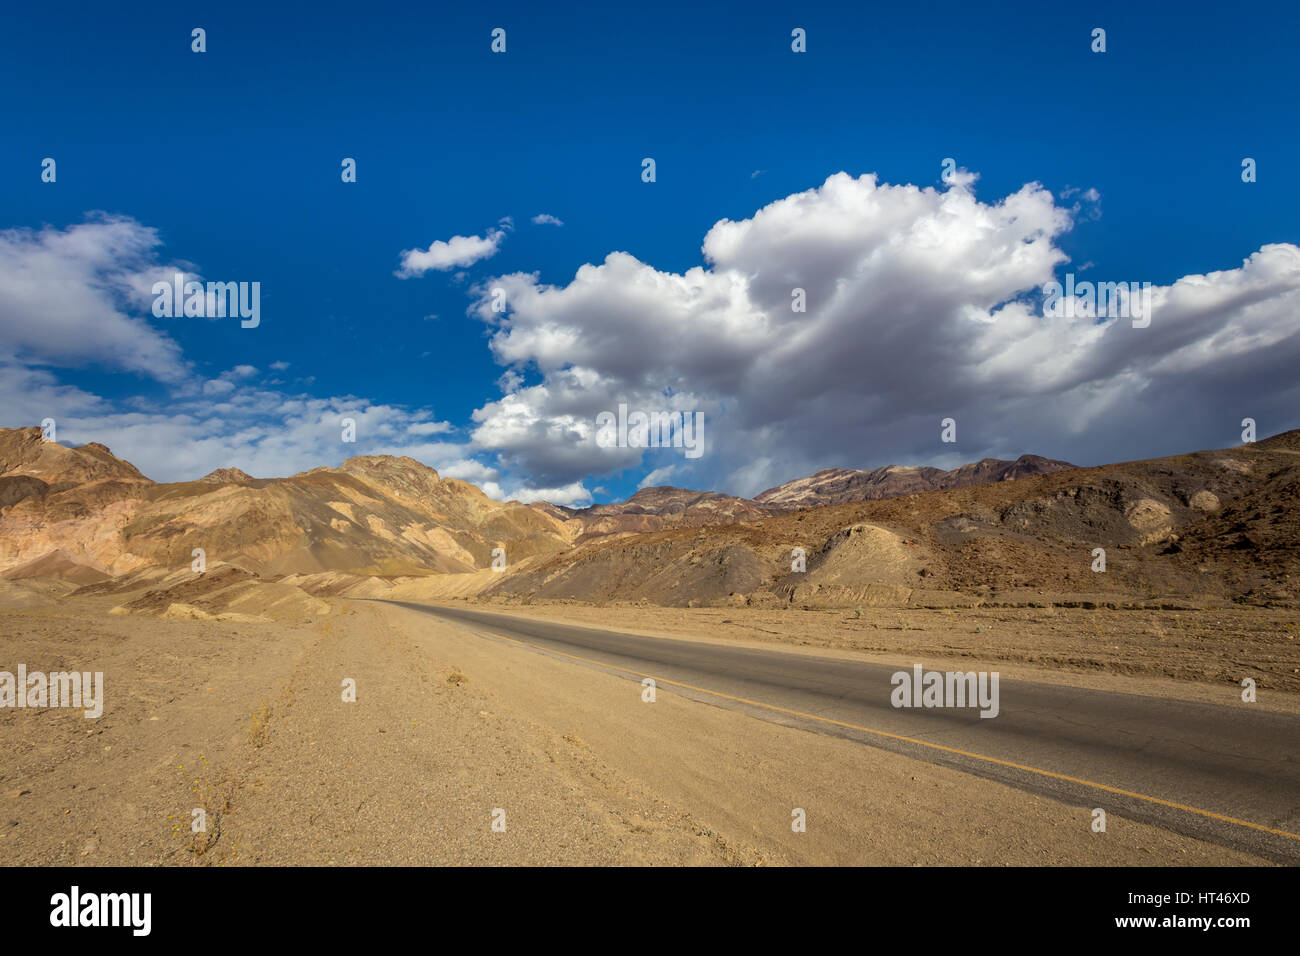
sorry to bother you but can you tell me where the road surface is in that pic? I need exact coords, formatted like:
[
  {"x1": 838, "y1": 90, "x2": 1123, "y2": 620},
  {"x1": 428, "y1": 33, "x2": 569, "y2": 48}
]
[{"x1": 387, "y1": 601, "x2": 1300, "y2": 862}]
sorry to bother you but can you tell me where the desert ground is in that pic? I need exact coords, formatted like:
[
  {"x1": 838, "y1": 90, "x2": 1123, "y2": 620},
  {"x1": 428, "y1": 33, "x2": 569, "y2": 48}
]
[{"x1": 0, "y1": 581, "x2": 1285, "y2": 866}]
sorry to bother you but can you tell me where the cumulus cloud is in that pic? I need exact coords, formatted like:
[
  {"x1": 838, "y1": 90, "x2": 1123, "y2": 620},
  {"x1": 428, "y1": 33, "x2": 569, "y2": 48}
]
[
  {"x1": 638, "y1": 465, "x2": 680, "y2": 489},
  {"x1": 1, "y1": 360, "x2": 466, "y2": 484},
  {"x1": 439, "y1": 452, "x2": 590, "y2": 505},
  {"x1": 11, "y1": 175, "x2": 1300, "y2": 508},
  {"x1": 480, "y1": 479, "x2": 591, "y2": 507},
  {"x1": 395, "y1": 228, "x2": 505, "y2": 277},
  {"x1": 436, "y1": 458, "x2": 500, "y2": 484},
  {"x1": 531, "y1": 214, "x2": 564, "y2": 227},
  {"x1": 463, "y1": 171, "x2": 1300, "y2": 497},
  {"x1": 406, "y1": 421, "x2": 454, "y2": 437},
  {"x1": 0, "y1": 215, "x2": 191, "y2": 381},
  {"x1": 0, "y1": 218, "x2": 492, "y2": 491}
]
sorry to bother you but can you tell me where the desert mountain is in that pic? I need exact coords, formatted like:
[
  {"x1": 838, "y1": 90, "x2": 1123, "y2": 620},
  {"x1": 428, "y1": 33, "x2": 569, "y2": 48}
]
[
  {"x1": 540, "y1": 456, "x2": 1077, "y2": 543},
  {"x1": 0, "y1": 426, "x2": 148, "y2": 487},
  {"x1": 0, "y1": 425, "x2": 1086, "y2": 585},
  {"x1": 8, "y1": 424, "x2": 1295, "y2": 616},
  {"x1": 486, "y1": 433, "x2": 1300, "y2": 610},
  {"x1": 0, "y1": 427, "x2": 575, "y2": 580},
  {"x1": 553, "y1": 485, "x2": 778, "y2": 542},
  {"x1": 755, "y1": 454, "x2": 1074, "y2": 509},
  {"x1": 199, "y1": 467, "x2": 254, "y2": 483}
]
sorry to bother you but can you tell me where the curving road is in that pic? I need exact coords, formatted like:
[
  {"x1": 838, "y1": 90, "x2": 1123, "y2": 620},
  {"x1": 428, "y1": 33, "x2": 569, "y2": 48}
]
[{"x1": 387, "y1": 601, "x2": 1300, "y2": 863}]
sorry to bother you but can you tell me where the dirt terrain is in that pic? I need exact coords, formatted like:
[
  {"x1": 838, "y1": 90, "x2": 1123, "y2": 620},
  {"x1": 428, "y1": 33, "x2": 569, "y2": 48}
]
[{"x1": 0, "y1": 586, "x2": 1273, "y2": 865}]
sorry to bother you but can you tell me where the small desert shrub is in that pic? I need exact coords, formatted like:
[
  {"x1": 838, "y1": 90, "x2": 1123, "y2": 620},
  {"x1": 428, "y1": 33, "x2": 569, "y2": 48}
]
[{"x1": 246, "y1": 704, "x2": 272, "y2": 748}]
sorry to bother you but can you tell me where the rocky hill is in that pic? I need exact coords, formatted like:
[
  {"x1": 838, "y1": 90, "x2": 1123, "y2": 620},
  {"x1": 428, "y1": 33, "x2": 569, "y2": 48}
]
[
  {"x1": 485, "y1": 434, "x2": 1300, "y2": 610},
  {"x1": 755, "y1": 454, "x2": 1074, "y2": 509},
  {"x1": 0, "y1": 427, "x2": 575, "y2": 581},
  {"x1": 554, "y1": 485, "x2": 779, "y2": 541},
  {"x1": 0, "y1": 426, "x2": 1087, "y2": 587},
  {"x1": 7, "y1": 425, "x2": 1294, "y2": 615}
]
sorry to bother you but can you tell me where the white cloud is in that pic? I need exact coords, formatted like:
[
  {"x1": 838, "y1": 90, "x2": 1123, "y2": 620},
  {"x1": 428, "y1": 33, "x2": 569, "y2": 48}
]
[
  {"x1": 638, "y1": 465, "x2": 680, "y2": 489},
  {"x1": 469, "y1": 375, "x2": 647, "y2": 481},
  {"x1": 395, "y1": 228, "x2": 505, "y2": 277},
  {"x1": 10, "y1": 175, "x2": 1300, "y2": 508},
  {"x1": 436, "y1": 458, "x2": 499, "y2": 483},
  {"x1": 531, "y1": 214, "x2": 564, "y2": 227},
  {"x1": 0, "y1": 215, "x2": 190, "y2": 381},
  {"x1": 481, "y1": 479, "x2": 591, "y2": 506},
  {"x1": 0, "y1": 218, "x2": 480, "y2": 491},
  {"x1": 1, "y1": 360, "x2": 464, "y2": 484},
  {"x1": 406, "y1": 420, "x2": 454, "y2": 437},
  {"x1": 462, "y1": 171, "x2": 1300, "y2": 496},
  {"x1": 202, "y1": 379, "x2": 237, "y2": 397}
]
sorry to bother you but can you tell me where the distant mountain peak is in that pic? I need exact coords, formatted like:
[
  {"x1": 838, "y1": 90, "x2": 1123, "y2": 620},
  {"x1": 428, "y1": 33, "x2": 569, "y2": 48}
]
[
  {"x1": 341, "y1": 454, "x2": 439, "y2": 476},
  {"x1": 0, "y1": 427, "x2": 149, "y2": 485},
  {"x1": 755, "y1": 454, "x2": 1075, "y2": 508},
  {"x1": 199, "y1": 467, "x2": 254, "y2": 483}
]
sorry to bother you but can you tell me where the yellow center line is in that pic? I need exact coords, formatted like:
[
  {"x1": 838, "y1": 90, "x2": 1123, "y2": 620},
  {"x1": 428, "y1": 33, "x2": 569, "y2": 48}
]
[{"x1": 448, "y1": 617, "x2": 1300, "y2": 845}]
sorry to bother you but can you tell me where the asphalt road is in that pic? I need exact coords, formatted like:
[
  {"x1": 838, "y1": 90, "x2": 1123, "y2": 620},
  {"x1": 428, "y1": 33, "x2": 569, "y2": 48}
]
[{"x1": 389, "y1": 601, "x2": 1300, "y2": 862}]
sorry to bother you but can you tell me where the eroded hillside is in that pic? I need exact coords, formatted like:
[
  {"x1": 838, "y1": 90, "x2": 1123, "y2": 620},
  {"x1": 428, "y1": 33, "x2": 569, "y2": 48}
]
[{"x1": 486, "y1": 433, "x2": 1300, "y2": 609}]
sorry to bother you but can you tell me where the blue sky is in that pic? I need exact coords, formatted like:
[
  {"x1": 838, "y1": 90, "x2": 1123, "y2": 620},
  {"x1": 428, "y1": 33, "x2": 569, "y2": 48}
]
[{"x1": 3, "y1": 0, "x2": 1299, "y2": 504}]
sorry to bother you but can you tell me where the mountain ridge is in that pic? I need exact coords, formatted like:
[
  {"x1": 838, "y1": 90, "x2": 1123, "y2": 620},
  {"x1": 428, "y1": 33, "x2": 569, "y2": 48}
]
[
  {"x1": 755, "y1": 454, "x2": 1075, "y2": 508},
  {"x1": 0, "y1": 428, "x2": 573, "y2": 579},
  {"x1": 484, "y1": 434, "x2": 1300, "y2": 609},
  {"x1": 9, "y1": 425, "x2": 1294, "y2": 616}
]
